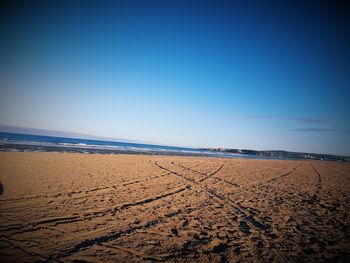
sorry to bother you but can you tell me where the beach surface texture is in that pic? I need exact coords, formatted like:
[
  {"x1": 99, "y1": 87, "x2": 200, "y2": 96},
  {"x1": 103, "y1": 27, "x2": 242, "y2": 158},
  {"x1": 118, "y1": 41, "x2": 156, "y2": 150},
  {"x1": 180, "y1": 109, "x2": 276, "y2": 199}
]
[{"x1": 0, "y1": 152, "x2": 349, "y2": 262}]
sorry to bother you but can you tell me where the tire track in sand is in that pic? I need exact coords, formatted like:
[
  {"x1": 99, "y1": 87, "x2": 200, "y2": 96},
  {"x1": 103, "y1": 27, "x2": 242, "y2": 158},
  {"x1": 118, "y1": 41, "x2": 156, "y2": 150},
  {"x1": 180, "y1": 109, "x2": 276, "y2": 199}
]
[
  {"x1": 0, "y1": 185, "x2": 191, "y2": 239},
  {"x1": 0, "y1": 163, "x2": 204, "y2": 215},
  {"x1": 308, "y1": 162, "x2": 322, "y2": 194},
  {"x1": 153, "y1": 161, "x2": 290, "y2": 263}
]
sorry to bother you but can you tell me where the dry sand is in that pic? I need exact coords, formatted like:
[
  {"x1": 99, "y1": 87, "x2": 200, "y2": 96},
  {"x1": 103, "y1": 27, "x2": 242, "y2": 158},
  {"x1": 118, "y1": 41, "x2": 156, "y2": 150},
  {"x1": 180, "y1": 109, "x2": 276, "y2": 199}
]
[{"x1": 0, "y1": 152, "x2": 349, "y2": 262}]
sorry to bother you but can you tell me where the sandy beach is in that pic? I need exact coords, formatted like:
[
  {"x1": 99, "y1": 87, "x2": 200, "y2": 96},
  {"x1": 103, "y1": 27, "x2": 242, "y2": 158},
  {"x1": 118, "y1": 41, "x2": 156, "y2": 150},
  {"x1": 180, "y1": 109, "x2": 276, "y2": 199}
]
[{"x1": 0, "y1": 152, "x2": 349, "y2": 262}]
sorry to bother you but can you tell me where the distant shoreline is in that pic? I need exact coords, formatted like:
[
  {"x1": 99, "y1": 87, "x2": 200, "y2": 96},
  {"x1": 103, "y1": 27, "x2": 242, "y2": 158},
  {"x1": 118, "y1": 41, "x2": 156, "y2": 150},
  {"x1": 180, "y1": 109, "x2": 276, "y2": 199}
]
[
  {"x1": 0, "y1": 143, "x2": 282, "y2": 160},
  {"x1": 1, "y1": 143, "x2": 349, "y2": 163},
  {"x1": 200, "y1": 148, "x2": 350, "y2": 163},
  {"x1": 0, "y1": 132, "x2": 282, "y2": 161},
  {"x1": 0, "y1": 132, "x2": 348, "y2": 162}
]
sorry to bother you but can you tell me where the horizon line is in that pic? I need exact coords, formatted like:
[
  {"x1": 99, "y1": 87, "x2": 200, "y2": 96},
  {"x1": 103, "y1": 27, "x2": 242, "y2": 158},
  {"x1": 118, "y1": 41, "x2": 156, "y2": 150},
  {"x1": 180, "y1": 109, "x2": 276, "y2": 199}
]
[{"x1": 0, "y1": 124, "x2": 349, "y2": 158}]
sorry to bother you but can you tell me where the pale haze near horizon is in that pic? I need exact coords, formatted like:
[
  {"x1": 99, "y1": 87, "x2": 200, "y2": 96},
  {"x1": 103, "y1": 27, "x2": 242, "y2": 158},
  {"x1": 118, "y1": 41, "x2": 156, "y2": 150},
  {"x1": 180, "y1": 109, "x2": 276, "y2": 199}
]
[{"x1": 1, "y1": 1, "x2": 350, "y2": 156}]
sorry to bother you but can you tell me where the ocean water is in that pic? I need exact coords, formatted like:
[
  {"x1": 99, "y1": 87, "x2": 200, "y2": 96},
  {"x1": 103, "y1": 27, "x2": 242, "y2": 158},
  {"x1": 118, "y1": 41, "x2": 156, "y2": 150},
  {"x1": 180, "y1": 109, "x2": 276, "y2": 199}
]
[{"x1": 0, "y1": 132, "x2": 269, "y2": 159}]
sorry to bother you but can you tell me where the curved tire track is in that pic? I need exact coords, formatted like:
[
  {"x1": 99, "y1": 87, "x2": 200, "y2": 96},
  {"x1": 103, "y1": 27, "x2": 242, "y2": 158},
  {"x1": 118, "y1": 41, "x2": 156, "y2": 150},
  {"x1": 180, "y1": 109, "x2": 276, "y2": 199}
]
[{"x1": 153, "y1": 161, "x2": 290, "y2": 263}]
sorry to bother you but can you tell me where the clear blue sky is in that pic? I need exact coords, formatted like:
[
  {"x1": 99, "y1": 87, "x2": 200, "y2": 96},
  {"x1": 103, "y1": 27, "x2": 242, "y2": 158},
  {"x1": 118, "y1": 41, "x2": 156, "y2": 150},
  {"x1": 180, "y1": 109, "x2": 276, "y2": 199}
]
[{"x1": 1, "y1": 0, "x2": 350, "y2": 155}]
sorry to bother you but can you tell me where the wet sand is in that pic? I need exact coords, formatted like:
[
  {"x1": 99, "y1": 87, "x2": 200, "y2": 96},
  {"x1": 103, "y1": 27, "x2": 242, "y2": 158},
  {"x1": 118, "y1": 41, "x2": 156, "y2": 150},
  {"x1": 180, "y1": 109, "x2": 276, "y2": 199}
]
[{"x1": 0, "y1": 152, "x2": 349, "y2": 262}]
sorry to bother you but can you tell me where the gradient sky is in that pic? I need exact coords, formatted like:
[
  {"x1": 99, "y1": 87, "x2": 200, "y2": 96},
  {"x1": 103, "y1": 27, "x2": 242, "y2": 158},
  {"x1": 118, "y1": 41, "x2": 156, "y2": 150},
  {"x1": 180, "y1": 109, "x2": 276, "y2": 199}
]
[{"x1": 1, "y1": 0, "x2": 350, "y2": 155}]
